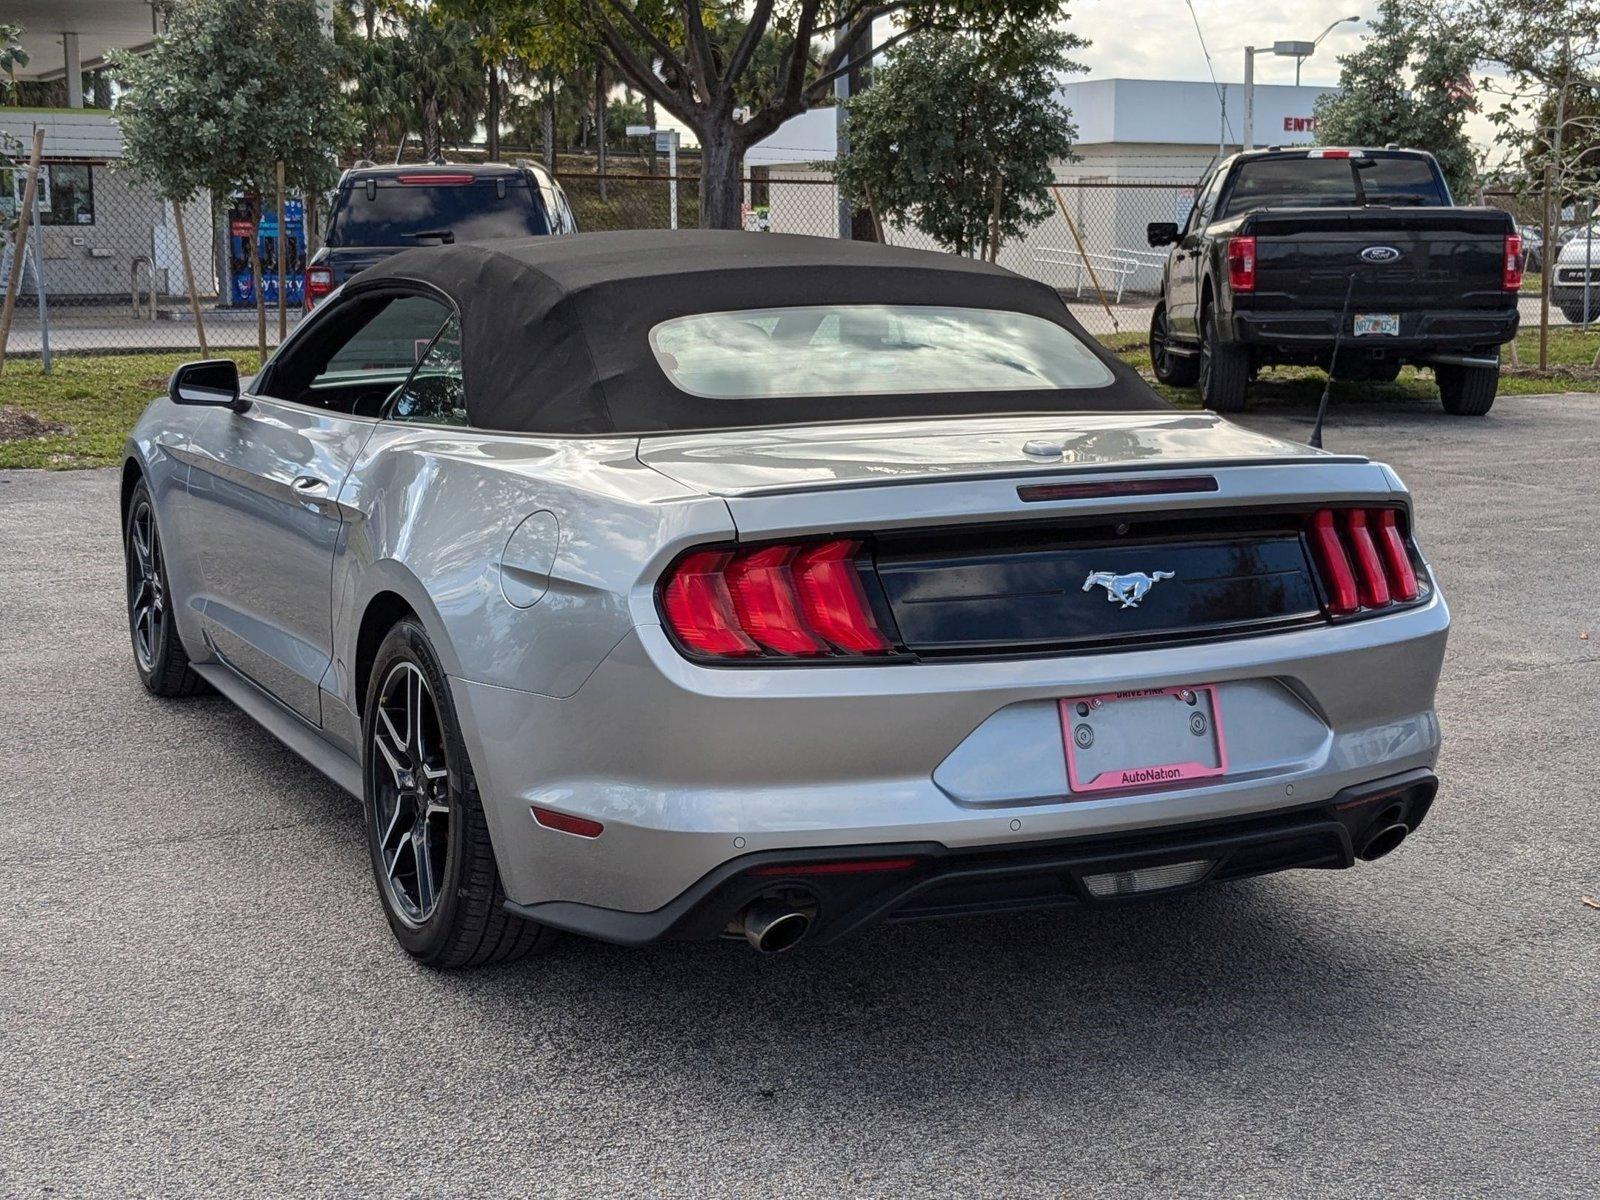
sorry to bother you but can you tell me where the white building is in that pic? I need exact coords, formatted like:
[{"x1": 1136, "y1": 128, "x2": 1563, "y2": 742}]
[{"x1": 747, "y1": 76, "x2": 1339, "y2": 297}]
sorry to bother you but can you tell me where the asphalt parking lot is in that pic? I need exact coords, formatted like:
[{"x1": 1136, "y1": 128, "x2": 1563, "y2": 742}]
[{"x1": 2, "y1": 393, "x2": 1596, "y2": 1198}]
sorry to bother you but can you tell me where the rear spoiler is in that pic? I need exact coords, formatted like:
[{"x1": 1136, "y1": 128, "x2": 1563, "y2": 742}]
[{"x1": 1242, "y1": 208, "x2": 1515, "y2": 237}]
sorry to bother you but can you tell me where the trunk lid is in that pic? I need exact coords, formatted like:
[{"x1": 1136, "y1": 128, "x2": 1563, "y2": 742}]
[
  {"x1": 637, "y1": 412, "x2": 1345, "y2": 498},
  {"x1": 641, "y1": 414, "x2": 1410, "y2": 659}
]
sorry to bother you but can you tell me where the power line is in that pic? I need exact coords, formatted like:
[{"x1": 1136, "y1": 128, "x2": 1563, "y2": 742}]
[{"x1": 1183, "y1": 0, "x2": 1235, "y2": 147}]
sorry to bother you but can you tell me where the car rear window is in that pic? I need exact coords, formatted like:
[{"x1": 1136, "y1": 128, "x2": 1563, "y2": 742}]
[
  {"x1": 326, "y1": 178, "x2": 550, "y2": 247},
  {"x1": 648, "y1": 304, "x2": 1114, "y2": 400},
  {"x1": 1220, "y1": 154, "x2": 1447, "y2": 218}
]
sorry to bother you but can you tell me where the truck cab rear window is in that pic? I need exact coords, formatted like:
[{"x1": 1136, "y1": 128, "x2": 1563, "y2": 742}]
[
  {"x1": 1220, "y1": 159, "x2": 1357, "y2": 217},
  {"x1": 326, "y1": 180, "x2": 550, "y2": 247},
  {"x1": 1219, "y1": 154, "x2": 1448, "y2": 219}
]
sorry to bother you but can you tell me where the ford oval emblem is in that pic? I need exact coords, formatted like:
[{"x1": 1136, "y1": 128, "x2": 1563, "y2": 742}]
[{"x1": 1360, "y1": 245, "x2": 1402, "y2": 263}]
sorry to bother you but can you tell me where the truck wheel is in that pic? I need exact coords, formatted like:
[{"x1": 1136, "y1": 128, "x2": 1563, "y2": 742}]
[
  {"x1": 1436, "y1": 363, "x2": 1498, "y2": 416},
  {"x1": 1149, "y1": 303, "x2": 1199, "y2": 386},
  {"x1": 1198, "y1": 308, "x2": 1249, "y2": 412}
]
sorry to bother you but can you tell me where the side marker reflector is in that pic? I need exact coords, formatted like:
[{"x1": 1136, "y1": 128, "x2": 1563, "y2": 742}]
[{"x1": 532, "y1": 806, "x2": 604, "y2": 838}]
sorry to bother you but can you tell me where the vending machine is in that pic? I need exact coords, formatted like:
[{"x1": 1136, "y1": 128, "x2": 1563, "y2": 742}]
[{"x1": 227, "y1": 196, "x2": 306, "y2": 307}]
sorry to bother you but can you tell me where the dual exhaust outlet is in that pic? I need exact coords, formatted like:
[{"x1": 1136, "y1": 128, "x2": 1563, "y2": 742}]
[{"x1": 738, "y1": 804, "x2": 1414, "y2": 950}]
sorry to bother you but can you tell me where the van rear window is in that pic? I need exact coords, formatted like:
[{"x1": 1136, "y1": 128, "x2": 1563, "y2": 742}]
[{"x1": 327, "y1": 180, "x2": 549, "y2": 247}]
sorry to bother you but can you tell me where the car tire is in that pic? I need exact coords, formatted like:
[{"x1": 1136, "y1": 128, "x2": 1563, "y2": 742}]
[
  {"x1": 1436, "y1": 363, "x2": 1499, "y2": 416},
  {"x1": 1198, "y1": 307, "x2": 1249, "y2": 412},
  {"x1": 362, "y1": 618, "x2": 557, "y2": 968},
  {"x1": 124, "y1": 480, "x2": 204, "y2": 698},
  {"x1": 1149, "y1": 303, "x2": 1199, "y2": 387}
]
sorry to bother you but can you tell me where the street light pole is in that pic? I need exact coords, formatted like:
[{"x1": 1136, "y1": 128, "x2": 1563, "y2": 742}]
[
  {"x1": 1243, "y1": 46, "x2": 1256, "y2": 151},
  {"x1": 1242, "y1": 17, "x2": 1358, "y2": 152}
]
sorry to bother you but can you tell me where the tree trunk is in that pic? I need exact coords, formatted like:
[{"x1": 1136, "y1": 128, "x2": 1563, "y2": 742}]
[
  {"x1": 699, "y1": 127, "x2": 745, "y2": 230},
  {"x1": 542, "y1": 72, "x2": 555, "y2": 170},
  {"x1": 172, "y1": 199, "x2": 209, "y2": 358},
  {"x1": 594, "y1": 61, "x2": 607, "y2": 202},
  {"x1": 645, "y1": 94, "x2": 658, "y2": 172},
  {"x1": 247, "y1": 194, "x2": 266, "y2": 363},
  {"x1": 422, "y1": 96, "x2": 440, "y2": 161},
  {"x1": 486, "y1": 63, "x2": 501, "y2": 161}
]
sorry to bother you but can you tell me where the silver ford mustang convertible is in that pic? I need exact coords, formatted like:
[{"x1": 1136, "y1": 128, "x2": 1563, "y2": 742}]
[{"x1": 122, "y1": 231, "x2": 1447, "y2": 966}]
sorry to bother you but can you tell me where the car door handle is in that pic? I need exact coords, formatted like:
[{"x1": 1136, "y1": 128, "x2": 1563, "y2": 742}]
[{"x1": 291, "y1": 475, "x2": 329, "y2": 493}]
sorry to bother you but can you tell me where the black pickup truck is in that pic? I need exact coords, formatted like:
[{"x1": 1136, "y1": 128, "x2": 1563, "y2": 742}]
[{"x1": 1146, "y1": 147, "x2": 1521, "y2": 416}]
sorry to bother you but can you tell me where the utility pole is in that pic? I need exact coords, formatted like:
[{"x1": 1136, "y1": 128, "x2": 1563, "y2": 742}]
[{"x1": 835, "y1": 19, "x2": 875, "y2": 240}]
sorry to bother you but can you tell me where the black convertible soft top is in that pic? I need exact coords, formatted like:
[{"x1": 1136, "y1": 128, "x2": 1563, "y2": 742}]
[{"x1": 345, "y1": 230, "x2": 1169, "y2": 435}]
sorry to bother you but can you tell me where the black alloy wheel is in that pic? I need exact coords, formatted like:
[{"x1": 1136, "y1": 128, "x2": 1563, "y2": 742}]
[
  {"x1": 1149, "y1": 303, "x2": 1199, "y2": 387},
  {"x1": 369, "y1": 660, "x2": 452, "y2": 927},
  {"x1": 360, "y1": 619, "x2": 556, "y2": 968},
  {"x1": 123, "y1": 482, "x2": 203, "y2": 697}
]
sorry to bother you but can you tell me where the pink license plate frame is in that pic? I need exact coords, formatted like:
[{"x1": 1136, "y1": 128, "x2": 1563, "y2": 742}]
[{"x1": 1059, "y1": 685, "x2": 1230, "y2": 795}]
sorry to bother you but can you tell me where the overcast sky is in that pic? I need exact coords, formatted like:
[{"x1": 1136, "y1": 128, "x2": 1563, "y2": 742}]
[{"x1": 1069, "y1": 0, "x2": 1510, "y2": 151}]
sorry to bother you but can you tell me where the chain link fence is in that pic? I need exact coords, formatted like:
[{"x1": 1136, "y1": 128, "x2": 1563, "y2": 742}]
[
  {"x1": 556, "y1": 170, "x2": 1196, "y2": 341},
  {"x1": 0, "y1": 162, "x2": 312, "y2": 363},
  {"x1": 1, "y1": 163, "x2": 1593, "y2": 366}
]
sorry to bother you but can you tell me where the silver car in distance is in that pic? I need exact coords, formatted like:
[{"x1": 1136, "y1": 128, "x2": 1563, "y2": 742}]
[{"x1": 122, "y1": 232, "x2": 1446, "y2": 967}]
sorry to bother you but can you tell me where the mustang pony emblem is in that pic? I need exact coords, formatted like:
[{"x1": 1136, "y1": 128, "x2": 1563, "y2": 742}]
[{"x1": 1083, "y1": 570, "x2": 1175, "y2": 608}]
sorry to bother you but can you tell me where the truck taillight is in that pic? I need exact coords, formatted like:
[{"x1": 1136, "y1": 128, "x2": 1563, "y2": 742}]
[
  {"x1": 660, "y1": 538, "x2": 895, "y2": 662},
  {"x1": 1306, "y1": 508, "x2": 1422, "y2": 619},
  {"x1": 1227, "y1": 236, "x2": 1256, "y2": 292},
  {"x1": 305, "y1": 266, "x2": 334, "y2": 310},
  {"x1": 1503, "y1": 233, "x2": 1523, "y2": 290}
]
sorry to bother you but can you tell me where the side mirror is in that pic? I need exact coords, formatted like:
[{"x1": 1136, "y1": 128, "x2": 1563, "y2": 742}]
[
  {"x1": 1147, "y1": 222, "x2": 1180, "y2": 248},
  {"x1": 168, "y1": 359, "x2": 245, "y2": 411}
]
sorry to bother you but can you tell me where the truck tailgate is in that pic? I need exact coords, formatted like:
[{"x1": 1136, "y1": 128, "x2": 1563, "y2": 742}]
[{"x1": 1246, "y1": 207, "x2": 1511, "y2": 310}]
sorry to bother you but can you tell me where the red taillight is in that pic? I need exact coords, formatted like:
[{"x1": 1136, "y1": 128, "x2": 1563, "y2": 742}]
[
  {"x1": 531, "y1": 806, "x2": 603, "y2": 838},
  {"x1": 790, "y1": 539, "x2": 891, "y2": 654},
  {"x1": 397, "y1": 172, "x2": 474, "y2": 185},
  {"x1": 660, "y1": 549, "x2": 759, "y2": 658},
  {"x1": 1227, "y1": 235, "x2": 1256, "y2": 292},
  {"x1": 1307, "y1": 508, "x2": 1422, "y2": 617},
  {"x1": 1308, "y1": 510, "x2": 1359, "y2": 616},
  {"x1": 305, "y1": 266, "x2": 334, "y2": 310},
  {"x1": 1503, "y1": 233, "x2": 1523, "y2": 290},
  {"x1": 660, "y1": 538, "x2": 895, "y2": 662},
  {"x1": 751, "y1": 857, "x2": 917, "y2": 877},
  {"x1": 724, "y1": 544, "x2": 826, "y2": 657},
  {"x1": 1342, "y1": 510, "x2": 1391, "y2": 609},
  {"x1": 1373, "y1": 509, "x2": 1419, "y2": 601}
]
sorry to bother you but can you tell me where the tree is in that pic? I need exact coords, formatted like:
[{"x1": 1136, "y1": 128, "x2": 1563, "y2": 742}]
[
  {"x1": 1312, "y1": 0, "x2": 1480, "y2": 198},
  {"x1": 0, "y1": 23, "x2": 28, "y2": 101},
  {"x1": 113, "y1": 0, "x2": 353, "y2": 356},
  {"x1": 562, "y1": 0, "x2": 1073, "y2": 229},
  {"x1": 388, "y1": 6, "x2": 486, "y2": 160},
  {"x1": 834, "y1": 28, "x2": 1083, "y2": 258},
  {"x1": 1437, "y1": 0, "x2": 1600, "y2": 364}
]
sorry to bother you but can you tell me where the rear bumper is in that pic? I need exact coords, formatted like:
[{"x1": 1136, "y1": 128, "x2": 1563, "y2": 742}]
[
  {"x1": 505, "y1": 770, "x2": 1439, "y2": 946},
  {"x1": 1231, "y1": 306, "x2": 1518, "y2": 352},
  {"x1": 451, "y1": 586, "x2": 1449, "y2": 918}
]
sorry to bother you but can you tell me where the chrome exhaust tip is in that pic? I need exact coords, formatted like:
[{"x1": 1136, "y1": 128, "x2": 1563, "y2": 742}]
[
  {"x1": 1358, "y1": 822, "x2": 1410, "y2": 862},
  {"x1": 741, "y1": 901, "x2": 813, "y2": 954}
]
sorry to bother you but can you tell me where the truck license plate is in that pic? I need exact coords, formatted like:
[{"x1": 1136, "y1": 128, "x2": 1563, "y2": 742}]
[
  {"x1": 1353, "y1": 312, "x2": 1401, "y2": 337},
  {"x1": 1060, "y1": 686, "x2": 1228, "y2": 794}
]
